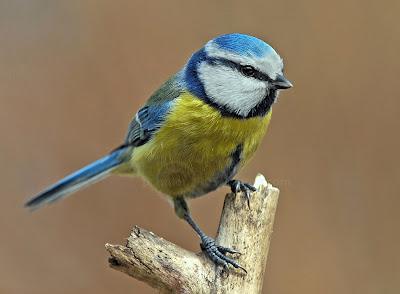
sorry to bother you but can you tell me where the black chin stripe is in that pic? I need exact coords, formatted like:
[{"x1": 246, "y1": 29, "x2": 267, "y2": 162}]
[
  {"x1": 200, "y1": 89, "x2": 276, "y2": 119},
  {"x1": 246, "y1": 89, "x2": 277, "y2": 118}
]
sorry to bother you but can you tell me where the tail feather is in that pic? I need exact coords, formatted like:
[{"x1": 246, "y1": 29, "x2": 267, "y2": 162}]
[{"x1": 25, "y1": 148, "x2": 128, "y2": 210}]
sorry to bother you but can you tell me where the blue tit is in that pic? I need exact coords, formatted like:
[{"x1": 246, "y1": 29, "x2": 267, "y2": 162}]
[{"x1": 26, "y1": 33, "x2": 292, "y2": 270}]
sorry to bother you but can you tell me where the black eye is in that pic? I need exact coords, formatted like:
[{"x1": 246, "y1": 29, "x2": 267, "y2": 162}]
[{"x1": 240, "y1": 65, "x2": 256, "y2": 77}]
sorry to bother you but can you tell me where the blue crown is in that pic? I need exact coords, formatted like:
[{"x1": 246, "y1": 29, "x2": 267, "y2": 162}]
[{"x1": 212, "y1": 33, "x2": 273, "y2": 58}]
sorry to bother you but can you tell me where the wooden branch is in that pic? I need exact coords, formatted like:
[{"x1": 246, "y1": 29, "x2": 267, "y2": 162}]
[{"x1": 106, "y1": 174, "x2": 279, "y2": 293}]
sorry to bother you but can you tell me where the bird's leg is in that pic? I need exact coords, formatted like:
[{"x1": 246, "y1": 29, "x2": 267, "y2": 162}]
[
  {"x1": 227, "y1": 179, "x2": 257, "y2": 209},
  {"x1": 173, "y1": 197, "x2": 246, "y2": 272}
]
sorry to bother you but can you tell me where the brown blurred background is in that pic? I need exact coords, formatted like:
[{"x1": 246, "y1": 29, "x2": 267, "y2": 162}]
[{"x1": 1, "y1": 0, "x2": 399, "y2": 293}]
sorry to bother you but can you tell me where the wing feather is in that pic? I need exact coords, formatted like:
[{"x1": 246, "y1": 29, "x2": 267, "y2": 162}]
[{"x1": 125, "y1": 73, "x2": 183, "y2": 146}]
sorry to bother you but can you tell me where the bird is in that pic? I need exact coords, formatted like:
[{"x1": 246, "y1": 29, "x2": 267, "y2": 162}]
[{"x1": 25, "y1": 33, "x2": 292, "y2": 271}]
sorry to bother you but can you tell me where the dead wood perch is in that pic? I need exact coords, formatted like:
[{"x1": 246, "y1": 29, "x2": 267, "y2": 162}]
[{"x1": 105, "y1": 174, "x2": 279, "y2": 293}]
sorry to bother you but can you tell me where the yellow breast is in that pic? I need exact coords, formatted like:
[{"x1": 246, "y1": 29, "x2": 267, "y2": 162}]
[{"x1": 130, "y1": 92, "x2": 272, "y2": 197}]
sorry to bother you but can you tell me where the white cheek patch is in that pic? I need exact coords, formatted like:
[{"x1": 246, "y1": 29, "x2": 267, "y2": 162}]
[{"x1": 198, "y1": 62, "x2": 266, "y2": 117}]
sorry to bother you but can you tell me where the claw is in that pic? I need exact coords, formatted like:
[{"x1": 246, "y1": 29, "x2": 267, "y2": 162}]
[
  {"x1": 230, "y1": 260, "x2": 248, "y2": 274},
  {"x1": 245, "y1": 190, "x2": 251, "y2": 209},
  {"x1": 217, "y1": 245, "x2": 242, "y2": 256},
  {"x1": 244, "y1": 183, "x2": 257, "y2": 192},
  {"x1": 238, "y1": 265, "x2": 248, "y2": 274},
  {"x1": 200, "y1": 236, "x2": 246, "y2": 273},
  {"x1": 227, "y1": 180, "x2": 256, "y2": 209},
  {"x1": 233, "y1": 181, "x2": 241, "y2": 193}
]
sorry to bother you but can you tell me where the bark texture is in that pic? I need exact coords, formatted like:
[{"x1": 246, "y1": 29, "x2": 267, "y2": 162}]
[{"x1": 106, "y1": 174, "x2": 279, "y2": 293}]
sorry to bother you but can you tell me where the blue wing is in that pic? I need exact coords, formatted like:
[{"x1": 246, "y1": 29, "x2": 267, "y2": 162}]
[{"x1": 125, "y1": 73, "x2": 183, "y2": 146}]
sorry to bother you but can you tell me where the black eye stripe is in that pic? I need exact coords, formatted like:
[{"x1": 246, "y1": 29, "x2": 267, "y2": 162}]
[{"x1": 206, "y1": 57, "x2": 272, "y2": 82}]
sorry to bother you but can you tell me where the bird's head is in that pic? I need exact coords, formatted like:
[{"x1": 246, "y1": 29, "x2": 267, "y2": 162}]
[{"x1": 183, "y1": 33, "x2": 292, "y2": 118}]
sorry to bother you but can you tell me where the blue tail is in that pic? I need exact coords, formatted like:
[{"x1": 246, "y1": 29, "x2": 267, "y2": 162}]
[{"x1": 25, "y1": 148, "x2": 128, "y2": 210}]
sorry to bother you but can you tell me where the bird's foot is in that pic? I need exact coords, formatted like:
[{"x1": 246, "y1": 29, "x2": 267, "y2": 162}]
[
  {"x1": 227, "y1": 179, "x2": 257, "y2": 208},
  {"x1": 200, "y1": 235, "x2": 246, "y2": 273}
]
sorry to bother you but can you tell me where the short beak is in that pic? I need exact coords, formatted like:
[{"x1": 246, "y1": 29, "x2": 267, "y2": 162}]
[{"x1": 273, "y1": 74, "x2": 293, "y2": 90}]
